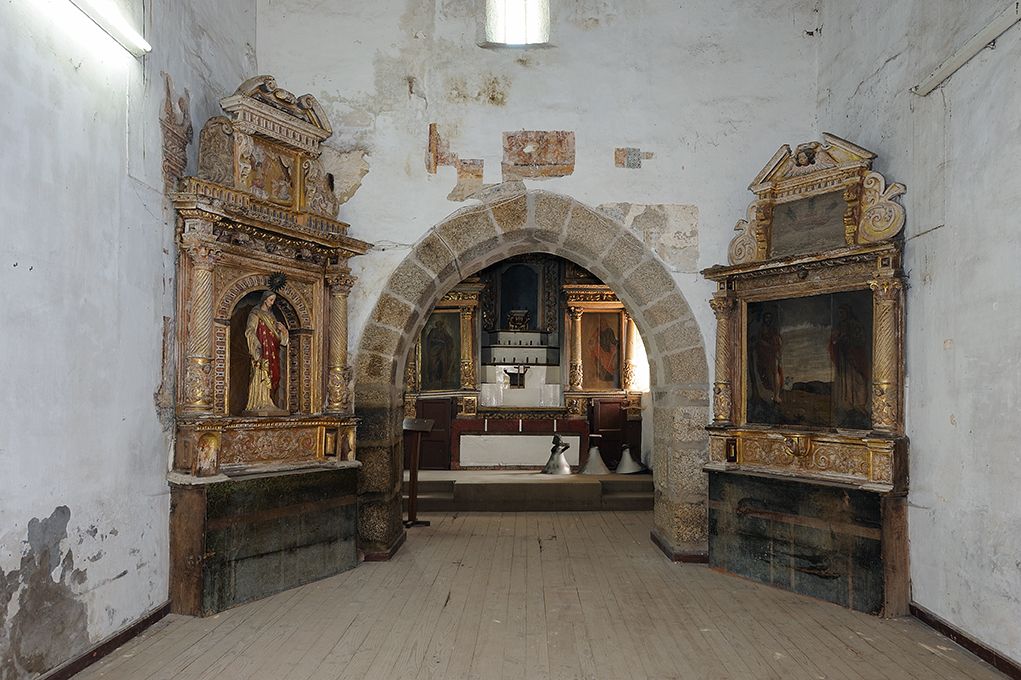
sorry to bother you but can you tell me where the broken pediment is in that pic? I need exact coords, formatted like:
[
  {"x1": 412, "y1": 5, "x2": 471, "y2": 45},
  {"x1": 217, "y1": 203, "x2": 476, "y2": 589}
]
[
  {"x1": 728, "y1": 133, "x2": 906, "y2": 264},
  {"x1": 185, "y1": 74, "x2": 343, "y2": 228}
]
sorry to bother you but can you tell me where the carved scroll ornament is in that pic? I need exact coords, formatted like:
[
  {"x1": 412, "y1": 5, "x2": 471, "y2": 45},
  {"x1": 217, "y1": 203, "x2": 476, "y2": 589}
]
[
  {"x1": 727, "y1": 134, "x2": 906, "y2": 265},
  {"x1": 858, "y1": 172, "x2": 907, "y2": 243}
]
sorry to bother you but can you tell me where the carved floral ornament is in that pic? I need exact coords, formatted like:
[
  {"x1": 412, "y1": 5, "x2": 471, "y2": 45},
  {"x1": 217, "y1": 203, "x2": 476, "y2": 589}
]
[{"x1": 728, "y1": 133, "x2": 907, "y2": 265}]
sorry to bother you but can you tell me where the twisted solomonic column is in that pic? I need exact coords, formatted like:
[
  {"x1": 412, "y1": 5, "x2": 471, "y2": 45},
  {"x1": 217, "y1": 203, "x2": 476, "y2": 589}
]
[
  {"x1": 568, "y1": 306, "x2": 584, "y2": 391},
  {"x1": 180, "y1": 235, "x2": 221, "y2": 415},
  {"x1": 869, "y1": 276, "x2": 904, "y2": 433},
  {"x1": 709, "y1": 294, "x2": 736, "y2": 425},
  {"x1": 325, "y1": 270, "x2": 356, "y2": 414}
]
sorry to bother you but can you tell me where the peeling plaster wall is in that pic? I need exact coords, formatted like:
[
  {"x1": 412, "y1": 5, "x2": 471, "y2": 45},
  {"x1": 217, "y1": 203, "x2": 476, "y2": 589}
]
[
  {"x1": 818, "y1": 1, "x2": 1021, "y2": 664},
  {"x1": 0, "y1": 1, "x2": 255, "y2": 676},
  {"x1": 257, "y1": 0, "x2": 821, "y2": 360}
]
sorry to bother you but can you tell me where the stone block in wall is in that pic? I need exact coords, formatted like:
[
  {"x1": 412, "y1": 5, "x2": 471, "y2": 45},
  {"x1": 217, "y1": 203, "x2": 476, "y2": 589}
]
[
  {"x1": 661, "y1": 348, "x2": 709, "y2": 385},
  {"x1": 653, "y1": 316, "x2": 702, "y2": 354},
  {"x1": 359, "y1": 323, "x2": 402, "y2": 358},
  {"x1": 563, "y1": 205, "x2": 618, "y2": 259},
  {"x1": 533, "y1": 191, "x2": 572, "y2": 242},
  {"x1": 387, "y1": 259, "x2": 436, "y2": 305},
  {"x1": 371, "y1": 294, "x2": 415, "y2": 331},
  {"x1": 356, "y1": 351, "x2": 396, "y2": 385},
  {"x1": 357, "y1": 446, "x2": 393, "y2": 494},
  {"x1": 601, "y1": 233, "x2": 646, "y2": 280},
  {"x1": 415, "y1": 231, "x2": 460, "y2": 282},
  {"x1": 489, "y1": 192, "x2": 529, "y2": 234},
  {"x1": 641, "y1": 292, "x2": 689, "y2": 331},
  {"x1": 624, "y1": 259, "x2": 677, "y2": 307},
  {"x1": 654, "y1": 491, "x2": 708, "y2": 548},
  {"x1": 358, "y1": 496, "x2": 404, "y2": 555}
]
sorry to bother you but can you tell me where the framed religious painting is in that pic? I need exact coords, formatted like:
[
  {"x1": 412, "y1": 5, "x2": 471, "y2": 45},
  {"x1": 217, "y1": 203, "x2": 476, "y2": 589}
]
[
  {"x1": 580, "y1": 311, "x2": 622, "y2": 391},
  {"x1": 419, "y1": 310, "x2": 462, "y2": 392},
  {"x1": 745, "y1": 289, "x2": 873, "y2": 431}
]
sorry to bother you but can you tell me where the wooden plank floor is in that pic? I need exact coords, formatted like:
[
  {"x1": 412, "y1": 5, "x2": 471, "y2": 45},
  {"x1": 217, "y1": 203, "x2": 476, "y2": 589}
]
[{"x1": 76, "y1": 512, "x2": 1006, "y2": 680}]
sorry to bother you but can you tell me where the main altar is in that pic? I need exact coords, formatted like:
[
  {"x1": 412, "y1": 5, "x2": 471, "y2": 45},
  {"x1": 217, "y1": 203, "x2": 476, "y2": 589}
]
[{"x1": 167, "y1": 76, "x2": 371, "y2": 616}]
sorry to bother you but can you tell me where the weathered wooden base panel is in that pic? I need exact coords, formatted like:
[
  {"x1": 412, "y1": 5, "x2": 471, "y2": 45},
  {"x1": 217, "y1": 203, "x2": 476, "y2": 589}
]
[
  {"x1": 170, "y1": 466, "x2": 358, "y2": 617},
  {"x1": 708, "y1": 471, "x2": 906, "y2": 616}
]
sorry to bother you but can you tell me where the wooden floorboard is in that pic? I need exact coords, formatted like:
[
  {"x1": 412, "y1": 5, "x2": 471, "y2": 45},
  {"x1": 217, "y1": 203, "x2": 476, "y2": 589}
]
[{"x1": 74, "y1": 511, "x2": 1009, "y2": 680}]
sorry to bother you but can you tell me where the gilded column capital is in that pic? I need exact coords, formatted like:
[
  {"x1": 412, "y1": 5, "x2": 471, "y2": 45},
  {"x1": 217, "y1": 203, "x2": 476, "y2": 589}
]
[
  {"x1": 187, "y1": 244, "x2": 222, "y2": 271},
  {"x1": 326, "y1": 271, "x2": 357, "y2": 294},
  {"x1": 868, "y1": 277, "x2": 904, "y2": 302},
  {"x1": 709, "y1": 294, "x2": 736, "y2": 317}
]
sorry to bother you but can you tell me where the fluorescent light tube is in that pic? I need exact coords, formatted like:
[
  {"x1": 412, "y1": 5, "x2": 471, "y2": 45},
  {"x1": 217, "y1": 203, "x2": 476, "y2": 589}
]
[{"x1": 66, "y1": 0, "x2": 151, "y2": 57}]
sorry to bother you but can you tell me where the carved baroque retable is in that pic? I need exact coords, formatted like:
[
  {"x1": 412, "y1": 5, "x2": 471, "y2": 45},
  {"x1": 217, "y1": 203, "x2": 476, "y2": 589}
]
[
  {"x1": 704, "y1": 133, "x2": 908, "y2": 492},
  {"x1": 171, "y1": 76, "x2": 371, "y2": 475}
]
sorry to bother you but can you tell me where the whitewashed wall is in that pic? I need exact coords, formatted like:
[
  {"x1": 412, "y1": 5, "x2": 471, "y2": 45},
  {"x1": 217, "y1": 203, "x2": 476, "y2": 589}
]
[
  {"x1": 818, "y1": 0, "x2": 1021, "y2": 664},
  {"x1": 256, "y1": 0, "x2": 821, "y2": 366},
  {"x1": 0, "y1": 1, "x2": 255, "y2": 676}
]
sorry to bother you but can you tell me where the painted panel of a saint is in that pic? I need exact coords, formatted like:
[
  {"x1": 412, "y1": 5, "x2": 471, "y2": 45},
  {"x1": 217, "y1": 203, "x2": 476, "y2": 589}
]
[
  {"x1": 581, "y1": 312, "x2": 621, "y2": 391},
  {"x1": 746, "y1": 291, "x2": 872, "y2": 429},
  {"x1": 420, "y1": 311, "x2": 461, "y2": 392}
]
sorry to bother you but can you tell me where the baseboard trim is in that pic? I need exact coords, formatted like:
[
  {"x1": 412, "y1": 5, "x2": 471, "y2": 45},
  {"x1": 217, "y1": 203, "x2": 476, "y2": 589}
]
[
  {"x1": 362, "y1": 529, "x2": 407, "y2": 562},
  {"x1": 650, "y1": 528, "x2": 708, "y2": 563},
  {"x1": 41, "y1": 601, "x2": 171, "y2": 680},
  {"x1": 911, "y1": 602, "x2": 1021, "y2": 679}
]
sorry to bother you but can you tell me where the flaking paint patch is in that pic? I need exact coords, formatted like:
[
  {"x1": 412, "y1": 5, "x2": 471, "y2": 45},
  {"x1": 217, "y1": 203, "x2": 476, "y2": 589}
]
[
  {"x1": 319, "y1": 147, "x2": 370, "y2": 206},
  {"x1": 0, "y1": 507, "x2": 91, "y2": 679}
]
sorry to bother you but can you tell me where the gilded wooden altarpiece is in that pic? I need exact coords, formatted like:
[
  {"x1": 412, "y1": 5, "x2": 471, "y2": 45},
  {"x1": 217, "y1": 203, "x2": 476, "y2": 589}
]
[
  {"x1": 405, "y1": 281, "x2": 484, "y2": 418},
  {"x1": 705, "y1": 134, "x2": 907, "y2": 491},
  {"x1": 562, "y1": 283, "x2": 642, "y2": 421},
  {"x1": 171, "y1": 76, "x2": 371, "y2": 475},
  {"x1": 703, "y1": 134, "x2": 909, "y2": 615}
]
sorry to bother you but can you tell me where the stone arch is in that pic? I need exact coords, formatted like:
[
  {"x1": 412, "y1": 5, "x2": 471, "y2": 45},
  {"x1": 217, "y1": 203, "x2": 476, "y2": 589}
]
[{"x1": 354, "y1": 190, "x2": 709, "y2": 560}]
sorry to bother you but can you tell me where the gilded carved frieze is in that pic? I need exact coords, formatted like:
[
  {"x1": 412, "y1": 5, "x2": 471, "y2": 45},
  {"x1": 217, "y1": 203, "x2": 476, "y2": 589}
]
[{"x1": 719, "y1": 432, "x2": 895, "y2": 487}]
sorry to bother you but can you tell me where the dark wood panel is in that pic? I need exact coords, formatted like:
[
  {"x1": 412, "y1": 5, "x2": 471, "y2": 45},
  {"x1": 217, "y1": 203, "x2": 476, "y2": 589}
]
[
  {"x1": 404, "y1": 397, "x2": 454, "y2": 470},
  {"x1": 708, "y1": 471, "x2": 892, "y2": 615},
  {"x1": 591, "y1": 397, "x2": 625, "y2": 468},
  {"x1": 169, "y1": 467, "x2": 359, "y2": 616}
]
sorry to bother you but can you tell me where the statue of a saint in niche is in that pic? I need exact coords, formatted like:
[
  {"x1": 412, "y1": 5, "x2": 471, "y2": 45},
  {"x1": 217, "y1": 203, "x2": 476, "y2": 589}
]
[{"x1": 244, "y1": 282, "x2": 289, "y2": 416}]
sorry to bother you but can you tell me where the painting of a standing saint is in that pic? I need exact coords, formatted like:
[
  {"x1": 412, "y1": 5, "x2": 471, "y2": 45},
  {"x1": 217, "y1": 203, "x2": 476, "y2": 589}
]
[
  {"x1": 582, "y1": 312, "x2": 621, "y2": 391},
  {"x1": 746, "y1": 291, "x2": 872, "y2": 429},
  {"x1": 420, "y1": 311, "x2": 462, "y2": 392}
]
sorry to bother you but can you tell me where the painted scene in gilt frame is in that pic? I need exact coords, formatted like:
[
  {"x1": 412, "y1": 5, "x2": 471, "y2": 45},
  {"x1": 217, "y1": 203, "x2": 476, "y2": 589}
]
[
  {"x1": 420, "y1": 311, "x2": 461, "y2": 392},
  {"x1": 746, "y1": 290, "x2": 872, "y2": 429},
  {"x1": 581, "y1": 312, "x2": 621, "y2": 391}
]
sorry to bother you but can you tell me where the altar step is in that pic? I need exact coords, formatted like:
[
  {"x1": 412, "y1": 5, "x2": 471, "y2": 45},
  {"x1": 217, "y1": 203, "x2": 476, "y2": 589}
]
[{"x1": 401, "y1": 470, "x2": 653, "y2": 512}]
